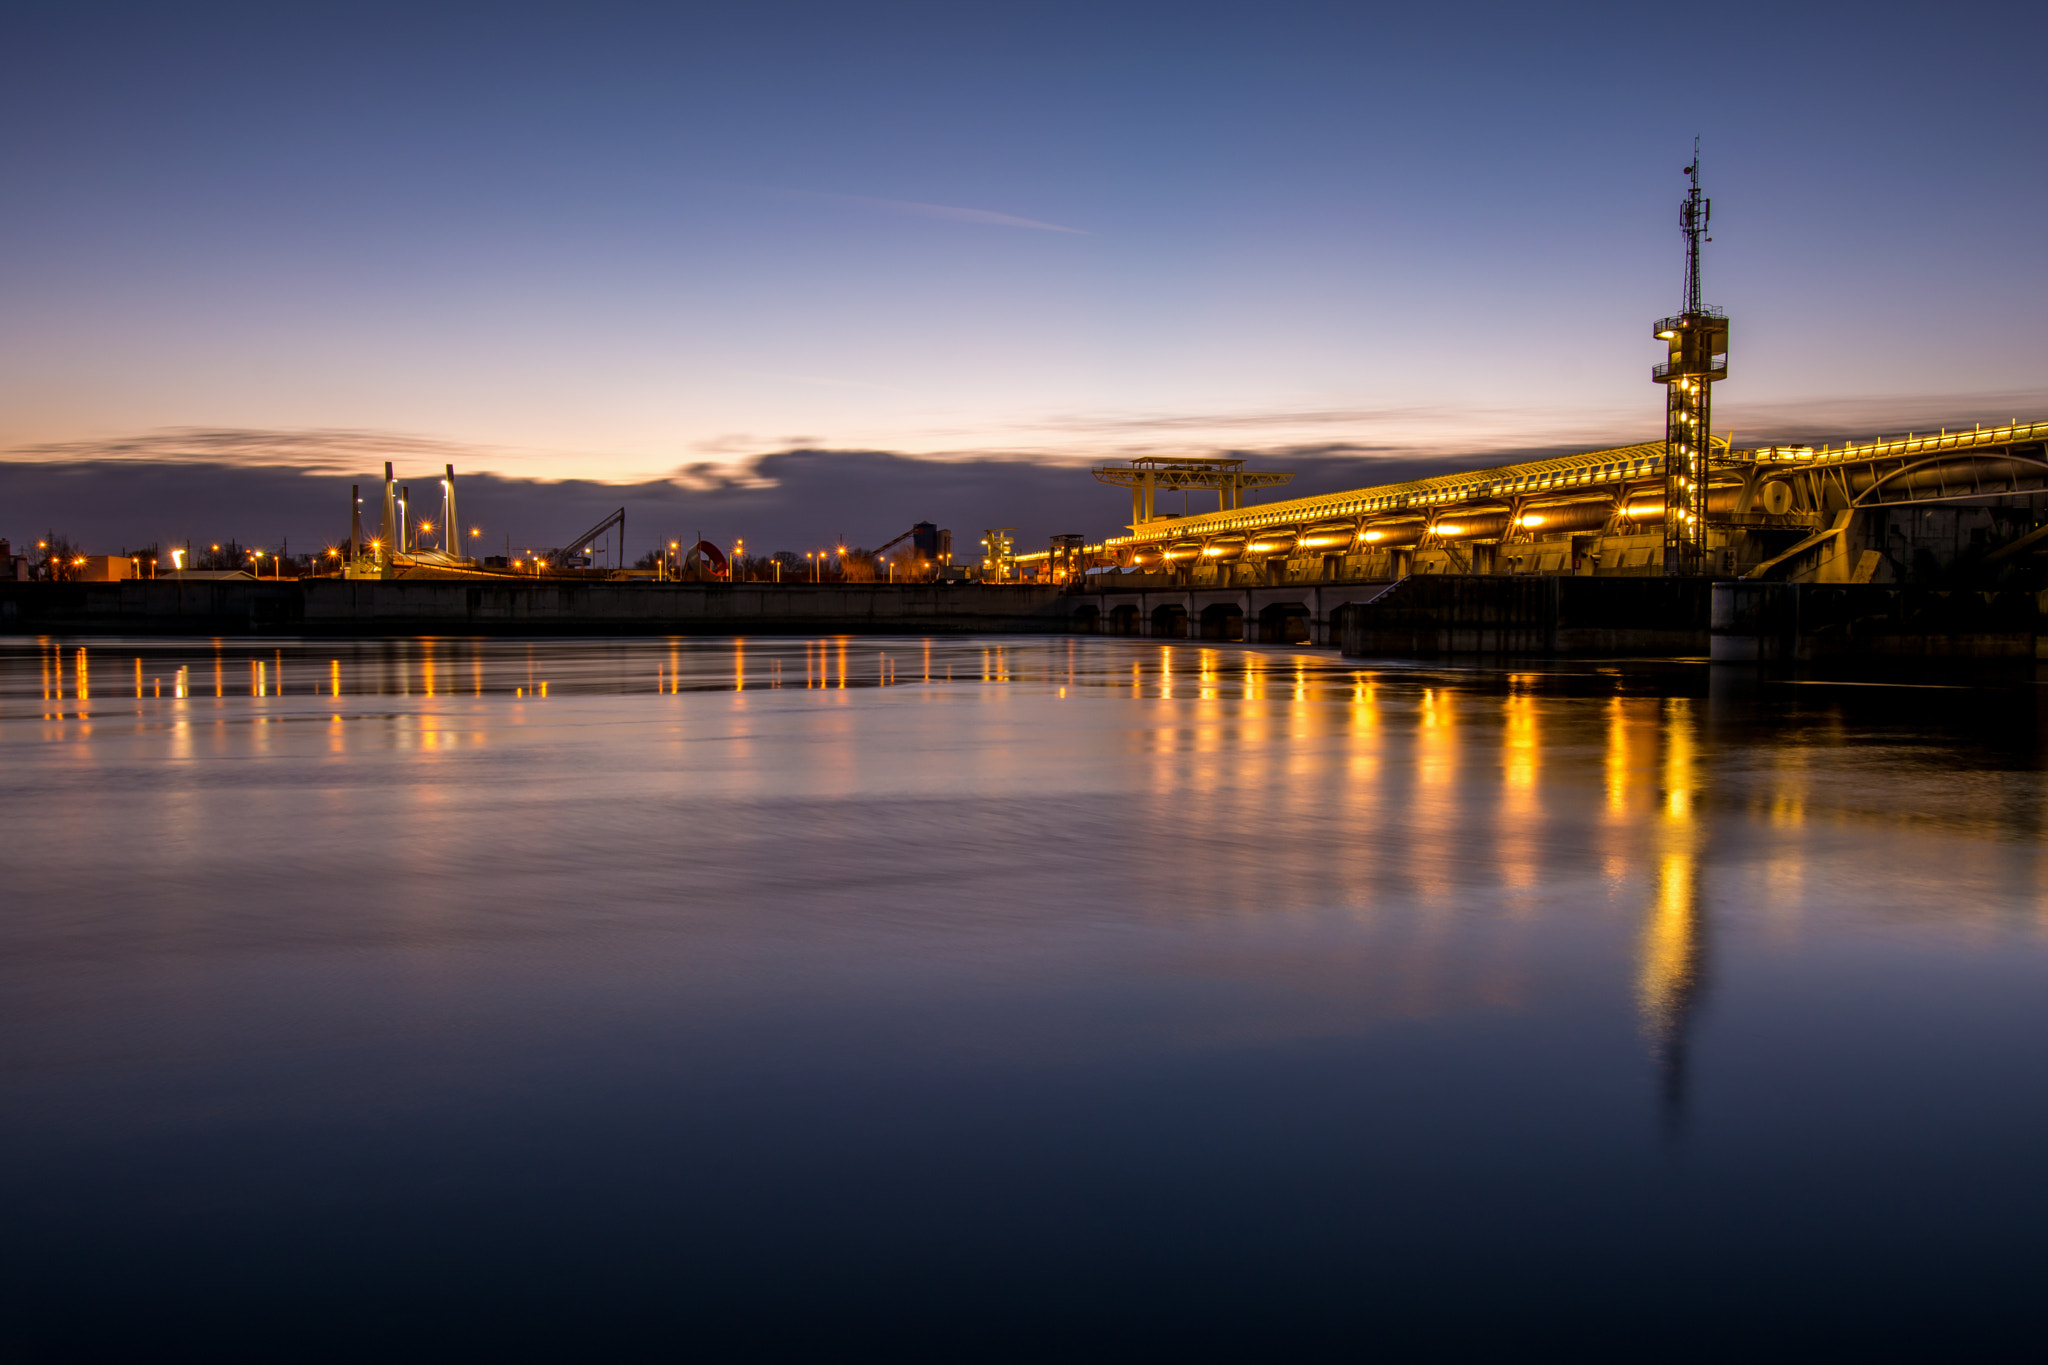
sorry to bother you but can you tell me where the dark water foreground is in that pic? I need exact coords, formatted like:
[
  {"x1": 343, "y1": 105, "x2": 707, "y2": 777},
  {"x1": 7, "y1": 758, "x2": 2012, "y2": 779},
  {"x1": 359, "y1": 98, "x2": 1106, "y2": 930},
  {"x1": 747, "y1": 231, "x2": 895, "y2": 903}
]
[{"x1": 3, "y1": 637, "x2": 2045, "y2": 1361}]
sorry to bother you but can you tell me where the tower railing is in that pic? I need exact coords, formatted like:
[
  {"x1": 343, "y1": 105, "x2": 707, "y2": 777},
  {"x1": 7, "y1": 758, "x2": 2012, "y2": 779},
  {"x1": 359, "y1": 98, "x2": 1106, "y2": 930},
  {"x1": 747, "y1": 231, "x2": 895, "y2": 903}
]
[
  {"x1": 1652, "y1": 307, "x2": 1725, "y2": 333},
  {"x1": 1652, "y1": 357, "x2": 1728, "y2": 382}
]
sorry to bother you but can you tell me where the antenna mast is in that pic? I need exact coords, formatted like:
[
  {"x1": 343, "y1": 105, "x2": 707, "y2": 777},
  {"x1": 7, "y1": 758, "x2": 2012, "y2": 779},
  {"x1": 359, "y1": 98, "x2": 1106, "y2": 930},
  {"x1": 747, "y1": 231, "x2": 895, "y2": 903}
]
[{"x1": 1681, "y1": 138, "x2": 1708, "y2": 315}]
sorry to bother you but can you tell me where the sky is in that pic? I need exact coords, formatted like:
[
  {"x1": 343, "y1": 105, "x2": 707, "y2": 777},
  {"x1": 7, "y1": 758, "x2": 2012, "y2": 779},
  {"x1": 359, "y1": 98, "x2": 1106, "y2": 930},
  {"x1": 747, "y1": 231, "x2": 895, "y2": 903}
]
[{"x1": 4, "y1": 0, "x2": 2046, "y2": 554}]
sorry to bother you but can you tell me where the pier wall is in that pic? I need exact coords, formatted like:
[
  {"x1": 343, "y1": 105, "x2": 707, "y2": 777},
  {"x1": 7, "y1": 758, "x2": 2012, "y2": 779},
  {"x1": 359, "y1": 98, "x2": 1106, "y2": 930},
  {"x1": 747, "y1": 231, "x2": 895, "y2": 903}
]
[
  {"x1": 0, "y1": 579, "x2": 1070, "y2": 636},
  {"x1": 1337, "y1": 577, "x2": 1712, "y2": 657},
  {"x1": 1709, "y1": 582, "x2": 2041, "y2": 661},
  {"x1": 1333, "y1": 575, "x2": 2048, "y2": 660}
]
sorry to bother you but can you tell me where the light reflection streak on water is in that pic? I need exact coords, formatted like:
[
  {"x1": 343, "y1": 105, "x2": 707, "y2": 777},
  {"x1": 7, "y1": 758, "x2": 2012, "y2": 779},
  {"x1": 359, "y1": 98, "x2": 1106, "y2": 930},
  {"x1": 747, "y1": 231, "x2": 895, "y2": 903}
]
[
  {"x1": 1638, "y1": 696, "x2": 1704, "y2": 1124},
  {"x1": 1498, "y1": 681, "x2": 1541, "y2": 899}
]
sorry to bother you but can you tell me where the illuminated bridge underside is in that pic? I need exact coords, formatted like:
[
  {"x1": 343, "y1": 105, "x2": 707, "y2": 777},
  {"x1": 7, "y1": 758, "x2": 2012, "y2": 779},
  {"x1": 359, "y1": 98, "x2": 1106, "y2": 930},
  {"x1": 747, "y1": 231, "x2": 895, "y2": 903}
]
[{"x1": 1093, "y1": 420, "x2": 2048, "y2": 584}]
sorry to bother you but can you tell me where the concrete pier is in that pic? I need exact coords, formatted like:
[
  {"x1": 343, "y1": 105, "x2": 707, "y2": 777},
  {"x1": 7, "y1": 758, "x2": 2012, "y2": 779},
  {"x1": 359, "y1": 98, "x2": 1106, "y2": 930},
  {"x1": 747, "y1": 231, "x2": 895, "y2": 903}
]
[
  {"x1": 1337, "y1": 577, "x2": 1712, "y2": 657},
  {"x1": 1709, "y1": 582, "x2": 2041, "y2": 661}
]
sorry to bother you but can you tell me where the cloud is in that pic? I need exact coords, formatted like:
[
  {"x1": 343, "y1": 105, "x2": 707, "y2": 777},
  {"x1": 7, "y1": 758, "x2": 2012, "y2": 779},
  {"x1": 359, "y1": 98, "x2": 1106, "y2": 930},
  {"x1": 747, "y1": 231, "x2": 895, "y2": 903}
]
[{"x1": 5, "y1": 426, "x2": 509, "y2": 477}]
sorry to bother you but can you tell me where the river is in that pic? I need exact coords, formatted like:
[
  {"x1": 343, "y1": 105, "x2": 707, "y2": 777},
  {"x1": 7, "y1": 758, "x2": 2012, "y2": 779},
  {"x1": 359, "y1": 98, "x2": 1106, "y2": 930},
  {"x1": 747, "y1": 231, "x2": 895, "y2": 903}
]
[{"x1": 3, "y1": 636, "x2": 2045, "y2": 1359}]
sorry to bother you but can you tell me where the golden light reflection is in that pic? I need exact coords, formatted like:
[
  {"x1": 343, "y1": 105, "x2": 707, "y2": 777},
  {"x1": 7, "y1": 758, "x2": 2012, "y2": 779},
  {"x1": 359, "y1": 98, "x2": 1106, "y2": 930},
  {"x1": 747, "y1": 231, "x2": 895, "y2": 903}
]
[
  {"x1": 1497, "y1": 684, "x2": 1542, "y2": 894},
  {"x1": 1638, "y1": 846, "x2": 1700, "y2": 1036},
  {"x1": 331, "y1": 660, "x2": 342, "y2": 697},
  {"x1": 1637, "y1": 698, "x2": 1704, "y2": 1123},
  {"x1": 1662, "y1": 697, "x2": 1694, "y2": 819},
  {"x1": 1604, "y1": 694, "x2": 1631, "y2": 813},
  {"x1": 1408, "y1": 685, "x2": 1459, "y2": 908},
  {"x1": 1417, "y1": 688, "x2": 1454, "y2": 785},
  {"x1": 1502, "y1": 685, "x2": 1539, "y2": 792},
  {"x1": 1345, "y1": 675, "x2": 1382, "y2": 837}
]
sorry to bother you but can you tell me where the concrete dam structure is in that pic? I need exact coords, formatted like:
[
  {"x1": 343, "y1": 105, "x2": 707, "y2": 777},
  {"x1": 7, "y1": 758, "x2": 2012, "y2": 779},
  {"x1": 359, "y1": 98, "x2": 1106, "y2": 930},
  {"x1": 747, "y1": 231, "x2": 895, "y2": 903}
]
[{"x1": 1070, "y1": 420, "x2": 2048, "y2": 654}]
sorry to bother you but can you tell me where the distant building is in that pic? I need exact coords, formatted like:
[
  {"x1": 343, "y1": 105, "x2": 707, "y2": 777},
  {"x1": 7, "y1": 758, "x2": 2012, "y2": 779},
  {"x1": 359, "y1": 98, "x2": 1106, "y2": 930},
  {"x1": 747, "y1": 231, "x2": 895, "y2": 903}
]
[{"x1": 73, "y1": 556, "x2": 136, "y2": 582}]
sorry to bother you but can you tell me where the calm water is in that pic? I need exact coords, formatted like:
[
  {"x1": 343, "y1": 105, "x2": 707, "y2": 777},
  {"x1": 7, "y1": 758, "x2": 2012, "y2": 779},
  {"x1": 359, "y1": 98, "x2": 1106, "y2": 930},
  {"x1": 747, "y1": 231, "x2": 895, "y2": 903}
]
[{"x1": 3, "y1": 635, "x2": 2046, "y2": 1360}]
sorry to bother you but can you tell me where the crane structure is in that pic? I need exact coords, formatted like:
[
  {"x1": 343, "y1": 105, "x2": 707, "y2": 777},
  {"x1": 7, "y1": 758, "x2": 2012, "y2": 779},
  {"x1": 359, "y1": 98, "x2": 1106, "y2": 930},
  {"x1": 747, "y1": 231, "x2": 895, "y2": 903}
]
[
  {"x1": 1093, "y1": 456, "x2": 1293, "y2": 531},
  {"x1": 869, "y1": 522, "x2": 951, "y2": 577},
  {"x1": 1654, "y1": 142, "x2": 1730, "y2": 576},
  {"x1": 555, "y1": 508, "x2": 625, "y2": 570}
]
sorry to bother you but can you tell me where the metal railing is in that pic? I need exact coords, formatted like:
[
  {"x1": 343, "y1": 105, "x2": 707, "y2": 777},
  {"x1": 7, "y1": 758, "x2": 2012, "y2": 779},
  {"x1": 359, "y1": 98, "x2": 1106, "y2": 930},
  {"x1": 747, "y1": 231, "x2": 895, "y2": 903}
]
[
  {"x1": 1653, "y1": 308, "x2": 1726, "y2": 333},
  {"x1": 1652, "y1": 357, "x2": 1728, "y2": 382}
]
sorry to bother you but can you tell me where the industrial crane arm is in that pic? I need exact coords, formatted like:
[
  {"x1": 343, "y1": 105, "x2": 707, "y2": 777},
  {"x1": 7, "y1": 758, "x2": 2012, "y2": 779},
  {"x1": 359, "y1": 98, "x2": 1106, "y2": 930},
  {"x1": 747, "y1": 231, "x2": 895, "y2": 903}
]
[{"x1": 555, "y1": 508, "x2": 625, "y2": 565}]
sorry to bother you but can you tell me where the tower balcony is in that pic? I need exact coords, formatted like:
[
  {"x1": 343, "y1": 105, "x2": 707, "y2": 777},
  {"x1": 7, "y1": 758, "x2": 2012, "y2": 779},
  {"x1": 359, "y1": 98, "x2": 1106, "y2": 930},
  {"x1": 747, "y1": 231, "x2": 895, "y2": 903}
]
[
  {"x1": 1653, "y1": 308, "x2": 1726, "y2": 335},
  {"x1": 1653, "y1": 357, "x2": 1728, "y2": 383}
]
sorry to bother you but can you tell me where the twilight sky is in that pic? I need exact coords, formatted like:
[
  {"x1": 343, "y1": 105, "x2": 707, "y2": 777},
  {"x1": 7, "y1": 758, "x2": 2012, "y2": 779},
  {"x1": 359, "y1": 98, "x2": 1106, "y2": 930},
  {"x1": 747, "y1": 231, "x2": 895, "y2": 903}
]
[{"x1": 4, "y1": 1, "x2": 2046, "y2": 552}]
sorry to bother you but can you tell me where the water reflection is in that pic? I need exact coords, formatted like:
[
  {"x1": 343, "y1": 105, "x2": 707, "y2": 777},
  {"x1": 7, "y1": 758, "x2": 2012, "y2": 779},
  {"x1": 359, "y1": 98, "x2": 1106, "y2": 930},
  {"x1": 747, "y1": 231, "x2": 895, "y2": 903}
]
[{"x1": 4, "y1": 635, "x2": 2048, "y2": 1358}]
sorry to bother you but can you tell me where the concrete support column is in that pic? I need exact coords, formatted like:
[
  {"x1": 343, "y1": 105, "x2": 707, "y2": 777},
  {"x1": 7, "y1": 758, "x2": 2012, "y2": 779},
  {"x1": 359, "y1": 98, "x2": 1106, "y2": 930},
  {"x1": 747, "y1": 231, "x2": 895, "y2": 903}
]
[
  {"x1": 1240, "y1": 591, "x2": 1256, "y2": 642},
  {"x1": 1184, "y1": 593, "x2": 1198, "y2": 640}
]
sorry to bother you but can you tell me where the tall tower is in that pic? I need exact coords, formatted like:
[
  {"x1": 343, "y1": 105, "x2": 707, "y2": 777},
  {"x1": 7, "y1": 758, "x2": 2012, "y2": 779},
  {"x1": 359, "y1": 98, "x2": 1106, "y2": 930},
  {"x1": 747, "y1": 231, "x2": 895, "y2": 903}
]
[
  {"x1": 379, "y1": 462, "x2": 398, "y2": 566},
  {"x1": 441, "y1": 465, "x2": 460, "y2": 558},
  {"x1": 1654, "y1": 144, "x2": 1728, "y2": 576}
]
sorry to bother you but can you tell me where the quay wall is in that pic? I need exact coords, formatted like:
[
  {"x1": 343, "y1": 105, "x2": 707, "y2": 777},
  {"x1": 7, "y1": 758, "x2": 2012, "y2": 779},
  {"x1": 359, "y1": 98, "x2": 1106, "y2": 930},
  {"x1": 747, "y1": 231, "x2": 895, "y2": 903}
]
[
  {"x1": 1335, "y1": 575, "x2": 2048, "y2": 660},
  {"x1": 1709, "y1": 582, "x2": 2042, "y2": 661},
  {"x1": 1337, "y1": 577, "x2": 1712, "y2": 657},
  {"x1": 0, "y1": 579, "x2": 1070, "y2": 636}
]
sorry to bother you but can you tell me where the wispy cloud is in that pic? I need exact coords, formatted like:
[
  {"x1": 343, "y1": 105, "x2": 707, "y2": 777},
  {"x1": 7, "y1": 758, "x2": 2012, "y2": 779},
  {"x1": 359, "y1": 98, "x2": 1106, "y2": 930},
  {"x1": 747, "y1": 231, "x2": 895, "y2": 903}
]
[
  {"x1": 6, "y1": 426, "x2": 509, "y2": 476},
  {"x1": 764, "y1": 186, "x2": 1089, "y2": 235}
]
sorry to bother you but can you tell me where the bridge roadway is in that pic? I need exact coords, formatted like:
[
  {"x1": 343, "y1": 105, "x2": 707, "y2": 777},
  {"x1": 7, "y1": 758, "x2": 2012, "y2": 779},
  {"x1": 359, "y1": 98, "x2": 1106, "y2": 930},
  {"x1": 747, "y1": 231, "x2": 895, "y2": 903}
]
[{"x1": 1059, "y1": 419, "x2": 2048, "y2": 644}]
